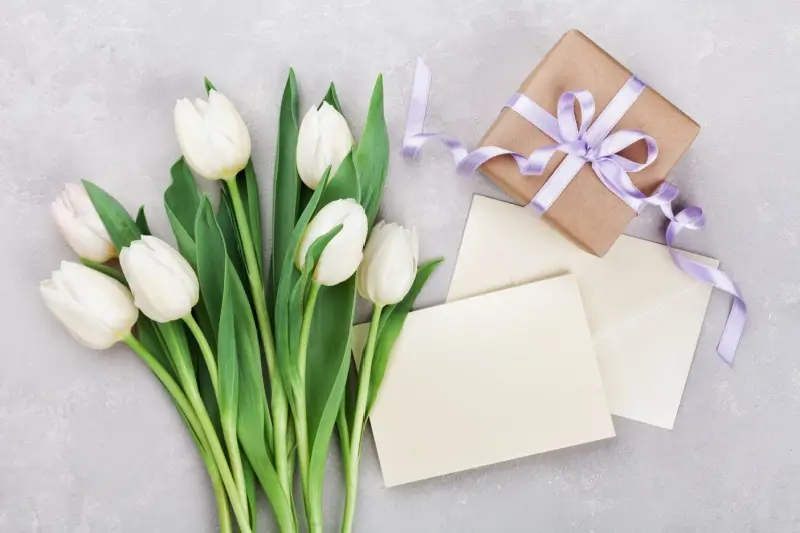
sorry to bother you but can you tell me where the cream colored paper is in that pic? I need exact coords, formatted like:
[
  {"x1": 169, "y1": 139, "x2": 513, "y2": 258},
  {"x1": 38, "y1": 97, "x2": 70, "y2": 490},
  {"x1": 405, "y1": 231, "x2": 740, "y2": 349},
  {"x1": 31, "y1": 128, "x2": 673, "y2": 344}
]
[
  {"x1": 353, "y1": 275, "x2": 615, "y2": 487},
  {"x1": 448, "y1": 196, "x2": 719, "y2": 430}
]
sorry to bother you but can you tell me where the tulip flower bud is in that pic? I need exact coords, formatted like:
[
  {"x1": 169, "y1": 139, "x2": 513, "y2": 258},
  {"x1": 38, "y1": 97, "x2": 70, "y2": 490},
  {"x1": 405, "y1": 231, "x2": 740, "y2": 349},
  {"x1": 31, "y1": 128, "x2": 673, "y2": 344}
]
[
  {"x1": 40, "y1": 261, "x2": 138, "y2": 349},
  {"x1": 174, "y1": 90, "x2": 252, "y2": 181},
  {"x1": 296, "y1": 103, "x2": 354, "y2": 190},
  {"x1": 119, "y1": 236, "x2": 200, "y2": 323},
  {"x1": 296, "y1": 199, "x2": 368, "y2": 286},
  {"x1": 357, "y1": 222, "x2": 419, "y2": 306},
  {"x1": 51, "y1": 183, "x2": 116, "y2": 262}
]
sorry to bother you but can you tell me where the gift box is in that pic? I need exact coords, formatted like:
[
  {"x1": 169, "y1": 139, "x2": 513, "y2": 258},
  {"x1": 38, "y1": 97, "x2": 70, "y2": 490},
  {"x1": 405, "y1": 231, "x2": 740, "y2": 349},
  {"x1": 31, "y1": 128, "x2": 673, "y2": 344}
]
[{"x1": 479, "y1": 30, "x2": 701, "y2": 257}]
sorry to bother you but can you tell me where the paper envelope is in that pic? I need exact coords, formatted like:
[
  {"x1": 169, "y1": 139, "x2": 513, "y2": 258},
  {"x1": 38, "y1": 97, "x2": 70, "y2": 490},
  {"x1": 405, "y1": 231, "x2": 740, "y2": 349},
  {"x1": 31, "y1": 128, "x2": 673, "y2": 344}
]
[
  {"x1": 447, "y1": 196, "x2": 718, "y2": 430},
  {"x1": 353, "y1": 275, "x2": 615, "y2": 487}
]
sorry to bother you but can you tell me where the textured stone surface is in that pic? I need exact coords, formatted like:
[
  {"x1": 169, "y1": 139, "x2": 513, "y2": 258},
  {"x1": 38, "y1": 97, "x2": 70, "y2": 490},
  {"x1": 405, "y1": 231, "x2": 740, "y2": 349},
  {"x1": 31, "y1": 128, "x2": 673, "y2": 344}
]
[{"x1": 2, "y1": 1, "x2": 799, "y2": 531}]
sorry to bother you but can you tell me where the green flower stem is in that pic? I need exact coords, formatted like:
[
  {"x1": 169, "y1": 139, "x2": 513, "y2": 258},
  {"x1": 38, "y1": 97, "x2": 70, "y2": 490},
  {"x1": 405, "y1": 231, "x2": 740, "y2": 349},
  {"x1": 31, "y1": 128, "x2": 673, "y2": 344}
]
[
  {"x1": 223, "y1": 414, "x2": 248, "y2": 522},
  {"x1": 336, "y1": 405, "x2": 351, "y2": 471},
  {"x1": 159, "y1": 327, "x2": 254, "y2": 533},
  {"x1": 294, "y1": 281, "x2": 323, "y2": 533},
  {"x1": 287, "y1": 426, "x2": 299, "y2": 524},
  {"x1": 183, "y1": 314, "x2": 246, "y2": 521},
  {"x1": 341, "y1": 304, "x2": 383, "y2": 533},
  {"x1": 210, "y1": 465, "x2": 233, "y2": 533},
  {"x1": 123, "y1": 335, "x2": 234, "y2": 533},
  {"x1": 297, "y1": 282, "x2": 321, "y2": 385},
  {"x1": 182, "y1": 313, "x2": 219, "y2": 398},
  {"x1": 227, "y1": 178, "x2": 293, "y2": 498},
  {"x1": 199, "y1": 442, "x2": 233, "y2": 533}
]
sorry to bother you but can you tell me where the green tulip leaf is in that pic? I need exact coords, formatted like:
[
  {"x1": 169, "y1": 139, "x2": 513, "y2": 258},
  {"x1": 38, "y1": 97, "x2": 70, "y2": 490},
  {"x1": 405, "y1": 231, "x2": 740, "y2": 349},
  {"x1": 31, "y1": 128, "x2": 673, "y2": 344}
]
[
  {"x1": 196, "y1": 342, "x2": 222, "y2": 441},
  {"x1": 217, "y1": 191, "x2": 248, "y2": 291},
  {"x1": 165, "y1": 207, "x2": 198, "y2": 270},
  {"x1": 224, "y1": 254, "x2": 292, "y2": 529},
  {"x1": 204, "y1": 77, "x2": 217, "y2": 95},
  {"x1": 336, "y1": 358, "x2": 359, "y2": 453},
  {"x1": 319, "y1": 151, "x2": 360, "y2": 209},
  {"x1": 243, "y1": 458, "x2": 257, "y2": 533},
  {"x1": 202, "y1": 197, "x2": 287, "y2": 526},
  {"x1": 164, "y1": 158, "x2": 202, "y2": 269},
  {"x1": 135, "y1": 206, "x2": 151, "y2": 235},
  {"x1": 234, "y1": 251, "x2": 294, "y2": 531},
  {"x1": 218, "y1": 234, "x2": 293, "y2": 530},
  {"x1": 367, "y1": 258, "x2": 443, "y2": 414},
  {"x1": 323, "y1": 82, "x2": 343, "y2": 113},
  {"x1": 217, "y1": 259, "x2": 240, "y2": 448},
  {"x1": 307, "y1": 311, "x2": 352, "y2": 507},
  {"x1": 239, "y1": 429, "x2": 293, "y2": 533},
  {"x1": 82, "y1": 180, "x2": 141, "y2": 251},
  {"x1": 305, "y1": 279, "x2": 357, "y2": 438},
  {"x1": 355, "y1": 75, "x2": 390, "y2": 226},
  {"x1": 271, "y1": 69, "x2": 301, "y2": 312},
  {"x1": 165, "y1": 158, "x2": 202, "y2": 240},
  {"x1": 217, "y1": 265, "x2": 251, "y2": 530},
  {"x1": 195, "y1": 198, "x2": 257, "y2": 448},
  {"x1": 230, "y1": 252, "x2": 274, "y2": 458},
  {"x1": 195, "y1": 198, "x2": 228, "y2": 338},
  {"x1": 192, "y1": 297, "x2": 216, "y2": 344}
]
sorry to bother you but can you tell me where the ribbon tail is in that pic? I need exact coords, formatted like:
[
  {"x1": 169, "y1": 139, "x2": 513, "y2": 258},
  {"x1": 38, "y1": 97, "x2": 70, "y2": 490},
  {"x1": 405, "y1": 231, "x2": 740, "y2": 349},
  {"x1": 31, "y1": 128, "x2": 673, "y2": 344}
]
[
  {"x1": 665, "y1": 211, "x2": 747, "y2": 365},
  {"x1": 402, "y1": 59, "x2": 433, "y2": 159},
  {"x1": 401, "y1": 59, "x2": 475, "y2": 168},
  {"x1": 401, "y1": 59, "x2": 559, "y2": 176},
  {"x1": 717, "y1": 297, "x2": 748, "y2": 366}
]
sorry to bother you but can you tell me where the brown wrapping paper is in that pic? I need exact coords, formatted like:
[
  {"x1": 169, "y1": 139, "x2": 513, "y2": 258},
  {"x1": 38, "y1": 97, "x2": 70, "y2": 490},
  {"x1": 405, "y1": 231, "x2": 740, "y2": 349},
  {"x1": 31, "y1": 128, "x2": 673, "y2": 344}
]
[{"x1": 479, "y1": 30, "x2": 700, "y2": 257}]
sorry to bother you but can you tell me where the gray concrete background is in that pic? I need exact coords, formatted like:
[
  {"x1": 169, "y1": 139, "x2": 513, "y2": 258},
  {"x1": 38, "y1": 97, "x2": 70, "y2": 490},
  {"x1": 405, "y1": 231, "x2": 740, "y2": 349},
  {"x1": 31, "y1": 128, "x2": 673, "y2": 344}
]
[{"x1": 1, "y1": 0, "x2": 798, "y2": 531}]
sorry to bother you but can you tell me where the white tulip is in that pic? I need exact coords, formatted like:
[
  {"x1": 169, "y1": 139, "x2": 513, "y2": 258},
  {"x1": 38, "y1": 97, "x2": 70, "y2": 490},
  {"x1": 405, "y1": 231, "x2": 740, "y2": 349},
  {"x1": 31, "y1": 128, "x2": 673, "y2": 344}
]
[
  {"x1": 296, "y1": 103, "x2": 354, "y2": 190},
  {"x1": 40, "y1": 261, "x2": 138, "y2": 349},
  {"x1": 296, "y1": 199, "x2": 368, "y2": 286},
  {"x1": 119, "y1": 236, "x2": 200, "y2": 323},
  {"x1": 51, "y1": 183, "x2": 116, "y2": 262},
  {"x1": 174, "y1": 90, "x2": 252, "y2": 181},
  {"x1": 357, "y1": 222, "x2": 419, "y2": 306}
]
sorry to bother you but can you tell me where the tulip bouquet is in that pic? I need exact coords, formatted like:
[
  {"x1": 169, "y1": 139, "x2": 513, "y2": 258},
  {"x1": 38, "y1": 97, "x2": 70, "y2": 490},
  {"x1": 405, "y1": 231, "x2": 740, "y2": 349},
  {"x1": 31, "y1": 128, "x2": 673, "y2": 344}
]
[{"x1": 41, "y1": 70, "x2": 441, "y2": 533}]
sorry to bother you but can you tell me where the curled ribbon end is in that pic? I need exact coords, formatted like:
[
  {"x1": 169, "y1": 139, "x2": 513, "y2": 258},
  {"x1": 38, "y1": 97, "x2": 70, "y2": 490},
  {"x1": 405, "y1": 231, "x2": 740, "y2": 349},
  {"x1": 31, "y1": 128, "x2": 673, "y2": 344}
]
[
  {"x1": 415, "y1": 57, "x2": 430, "y2": 77},
  {"x1": 716, "y1": 298, "x2": 747, "y2": 367},
  {"x1": 717, "y1": 345, "x2": 736, "y2": 368}
]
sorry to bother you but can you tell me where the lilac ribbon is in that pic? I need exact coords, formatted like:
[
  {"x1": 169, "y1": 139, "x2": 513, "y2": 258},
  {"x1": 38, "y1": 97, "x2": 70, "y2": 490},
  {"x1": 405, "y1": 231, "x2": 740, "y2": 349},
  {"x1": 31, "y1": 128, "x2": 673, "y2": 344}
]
[{"x1": 402, "y1": 58, "x2": 747, "y2": 365}]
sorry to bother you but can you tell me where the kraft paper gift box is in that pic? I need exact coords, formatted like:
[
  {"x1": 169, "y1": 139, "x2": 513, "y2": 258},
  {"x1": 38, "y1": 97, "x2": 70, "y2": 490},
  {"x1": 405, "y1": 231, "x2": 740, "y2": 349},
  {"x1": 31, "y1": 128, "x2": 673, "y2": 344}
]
[{"x1": 480, "y1": 29, "x2": 701, "y2": 257}]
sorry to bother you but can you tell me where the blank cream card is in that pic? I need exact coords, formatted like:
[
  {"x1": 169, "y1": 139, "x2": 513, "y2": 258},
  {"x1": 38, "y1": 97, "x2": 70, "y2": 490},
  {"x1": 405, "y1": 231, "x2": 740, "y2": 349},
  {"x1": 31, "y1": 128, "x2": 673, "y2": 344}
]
[
  {"x1": 448, "y1": 196, "x2": 718, "y2": 430},
  {"x1": 353, "y1": 274, "x2": 615, "y2": 487}
]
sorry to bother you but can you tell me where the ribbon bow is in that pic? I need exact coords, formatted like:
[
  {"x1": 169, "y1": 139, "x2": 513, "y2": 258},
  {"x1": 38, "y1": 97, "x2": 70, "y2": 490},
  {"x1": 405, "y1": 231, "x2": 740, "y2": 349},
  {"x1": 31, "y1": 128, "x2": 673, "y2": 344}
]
[
  {"x1": 402, "y1": 58, "x2": 747, "y2": 365},
  {"x1": 509, "y1": 83, "x2": 659, "y2": 214}
]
